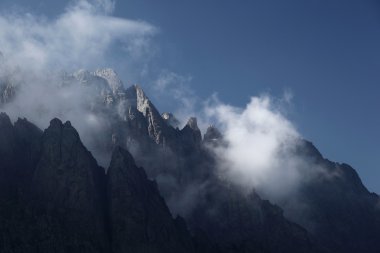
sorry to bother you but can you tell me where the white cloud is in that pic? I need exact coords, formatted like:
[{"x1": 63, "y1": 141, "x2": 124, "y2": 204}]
[
  {"x1": 151, "y1": 71, "x2": 203, "y2": 128},
  {"x1": 0, "y1": 0, "x2": 157, "y2": 166},
  {"x1": 91, "y1": 0, "x2": 116, "y2": 14},
  {"x1": 0, "y1": 0, "x2": 330, "y2": 205},
  {"x1": 0, "y1": 0, "x2": 156, "y2": 73},
  {"x1": 204, "y1": 94, "x2": 309, "y2": 200}
]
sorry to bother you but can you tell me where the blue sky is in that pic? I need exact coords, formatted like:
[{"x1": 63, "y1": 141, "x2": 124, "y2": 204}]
[{"x1": 1, "y1": 0, "x2": 379, "y2": 193}]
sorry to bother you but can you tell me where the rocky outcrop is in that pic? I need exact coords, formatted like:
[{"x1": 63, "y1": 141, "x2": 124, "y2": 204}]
[
  {"x1": 188, "y1": 181, "x2": 320, "y2": 253},
  {"x1": 1, "y1": 70, "x2": 380, "y2": 253},
  {"x1": 129, "y1": 84, "x2": 170, "y2": 144},
  {"x1": 63, "y1": 70, "x2": 178, "y2": 150},
  {"x1": 203, "y1": 125, "x2": 223, "y2": 148},
  {"x1": 0, "y1": 114, "x2": 196, "y2": 253},
  {"x1": 93, "y1": 68, "x2": 124, "y2": 95},
  {"x1": 29, "y1": 118, "x2": 109, "y2": 253},
  {"x1": 0, "y1": 117, "x2": 109, "y2": 253},
  {"x1": 282, "y1": 140, "x2": 380, "y2": 253},
  {"x1": 0, "y1": 114, "x2": 42, "y2": 215},
  {"x1": 203, "y1": 125, "x2": 222, "y2": 143},
  {"x1": 0, "y1": 76, "x2": 17, "y2": 104},
  {"x1": 179, "y1": 117, "x2": 202, "y2": 152},
  {"x1": 107, "y1": 147, "x2": 194, "y2": 253}
]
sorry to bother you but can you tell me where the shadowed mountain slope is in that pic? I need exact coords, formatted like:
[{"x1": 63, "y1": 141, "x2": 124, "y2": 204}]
[{"x1": 0, "y1": 69, "x2": 379, "y2": 252}]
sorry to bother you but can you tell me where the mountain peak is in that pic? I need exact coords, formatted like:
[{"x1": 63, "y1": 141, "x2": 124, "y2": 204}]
[
  {"x1": 48, "y1": 118, "x2": 73, "y2": 130},
  {"x1": 124, "y1": 84, "x2": 150, "y2": 113},
  {"x1": 110, "y1": 146, "x2": 137, "y2": 173},
  {"x1": 49, "y1": 118, "x2": 63, "y2": 128},
  {"x1": 0, "y1": 112, "x2": 12, "y2": 127},
  {"x1": 73, "y1": 69, "x2": 92, "y2": 80},
  {"x1": 186, "y1": 117, "x2": 199, "y2": 131},
  {"x1": 93, "y1": 68, "x2": 123, "y2": 94},
  {"x1": 133, "y1": 83, "x2": 143, "y2": 92},
  {"x1": 134, "y1": 84, "x2": 150, "y2": 115},
  {"x1": 46, "y1": 118, "x2": 81, "y2": 152},
  {"x1": 180, "y1": 117, "x2": 202, "y2": 147},
  {"x1": 123, "y1": 84, "x2": 167, "y2": 144},
  {"x1": 204, "y1": 125, "x2": 222, "y2": 143},
  {"x1": 31, "y1": 118, "x2": 108, "y2": 252},
  {"x1": 107, "y1": 146, "x2": 195, "y2": 252}
]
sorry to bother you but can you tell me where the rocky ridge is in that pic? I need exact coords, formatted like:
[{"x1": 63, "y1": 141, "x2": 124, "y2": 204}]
[
  {"x1": 0, "y1": 68, "x2": 379, "y2": 253},
  {"x1": 0, "y1": 114, "x2": 195, "y2": 253}
]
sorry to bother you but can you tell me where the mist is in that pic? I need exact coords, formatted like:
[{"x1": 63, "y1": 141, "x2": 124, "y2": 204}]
[
  {"x1": 202, "y1": 96, "x2": 297, "y2": 201},
  {"x1": 0, "y1": 0, "x2": 157, "y2": 165},
  {"x1": 0, "y1": 0, "x2": 155, "y2": 72},
  {"x1": 0, "y1": 0, "x2": 329, "y2": 213}
]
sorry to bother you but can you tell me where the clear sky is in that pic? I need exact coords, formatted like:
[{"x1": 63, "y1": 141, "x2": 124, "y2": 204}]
[{"x1": 1, "y1": 0, "x2": 379, "y2": 193}]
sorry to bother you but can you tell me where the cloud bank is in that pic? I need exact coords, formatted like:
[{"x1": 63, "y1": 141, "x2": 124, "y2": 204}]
[
  {"x1": 204, "y1": 95, "x2": 315, "y2": 201},
  {"x1": 0, "y1": 0, "x2": 156, "y2": 72},
  {"x1": 0, "y1": 0, "x2": 158, "y2": 165}
]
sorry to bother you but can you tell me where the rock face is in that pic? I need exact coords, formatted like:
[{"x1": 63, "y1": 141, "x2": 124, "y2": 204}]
[
  {"x1": 1, "y1": 69, "x2": 380, "y2": 253},
  {"x1": 0, "y1": 113, "x2": 322, "y2": 253},
  {"x1": 125, "y1": 84, "x2": 169, "y2": 144},
  {"x1": 0, "y1": 117, "x2": 108, "y2": 253},
  {"x1": 93, "y1": 68, "x2": 124, "y2": 95},
  {"x1": 29, "y1": 118, "x2": 109, "y2": 253},
  {"x1": 203, "y1": 125, "x2": 222, "y2": 143},
  {"x1": 0, "y1": 75, "x2": 17, "y2": 104},
  {"x1": 0, "y1": 114, "x2": 43, "y2": 253},
  {"x1": 104, "y1": 82, "x2": 380, "y2": 253},
  {"x1": 107, "y1": 147, "x2": 194, "y2": 253},
  {"x1": 0, "y1": 114, "x2": 195, "y2": 253},
  {"x1": 282, "y1": 140, "x2": 380, "y2": 253},
  {"x1": 189, "y1": 181, "x2": 320, "y2": 253},
  {"x1": 181, "y1": 117, "x2": 202, "y2": 148}
]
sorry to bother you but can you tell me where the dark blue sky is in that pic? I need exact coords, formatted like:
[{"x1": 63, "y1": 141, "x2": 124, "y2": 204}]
[{"x1": 1, "y1": 0, "x2": 380, "y2": 193}]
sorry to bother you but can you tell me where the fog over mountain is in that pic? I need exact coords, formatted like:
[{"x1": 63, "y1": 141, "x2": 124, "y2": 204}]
[
  {"x1": 0, "y1": 0, "x2": 327, "y2": 201},
  {"x1": 0, "y1": 1, "x2": 379, "y2": 253}
]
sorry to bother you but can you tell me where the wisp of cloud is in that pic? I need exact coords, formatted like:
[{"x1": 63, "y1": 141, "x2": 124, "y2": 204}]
[
  {"x1": 0, "y1": 0, "x2": 324, "y2": 210},
  {"x1": 0, "y1": 0, "x2": 157, "y2": 166},
  {"x1": 0, "y1": 0, "x2": 156, "y2": 72}
]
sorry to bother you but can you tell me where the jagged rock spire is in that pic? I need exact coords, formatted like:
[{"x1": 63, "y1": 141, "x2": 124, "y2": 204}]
[
  {"x1": 93, "y1": 68, "x2": 124, "y2": 95},
  {"x1": 204, "y1": 125, "x2": 222, "y2": 143},
  {"x1": 30, "y1": 117, "x2": 108, "y2": 252},
  {"x1": 180, "y1": 117, "x2": 202, "y2": 148},
  {"x1": 186, "y1": 117, "x2": 199, "y2": 131},
  {"x1": 107, "y1": 146, "x2": 194, "y2": 253}
]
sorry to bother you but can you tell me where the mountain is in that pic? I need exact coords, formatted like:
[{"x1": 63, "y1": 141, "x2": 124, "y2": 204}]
[
  {"x1": 282, "y1": 141, "x2": 380, "y2": 252},
  {"x1": 0, "y1": 72, "x2": 17, "y2": 103},
  {"x1": 0, "y1": 114, "x2": 319, "y2": 253},
  {"x1": 0, "y1": 115, "x2": 109, "y2": 252},
  {"x1": 0, "y1": 115, "x2": 195, "y2": 253},
  {"x1": 0, "y1": 68, "x2": 379, "y2": 252},
  {"x1": 108, "y1": 147, "x2": 194, "y2": 253}
]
